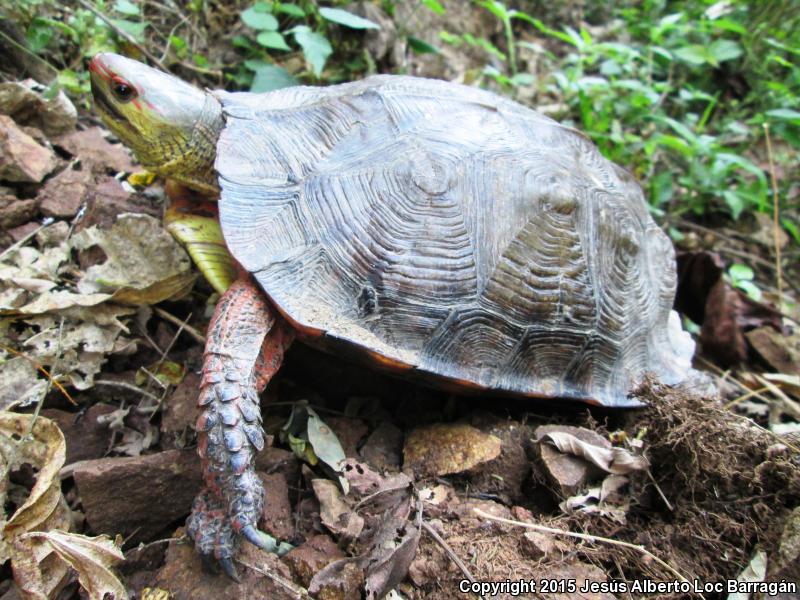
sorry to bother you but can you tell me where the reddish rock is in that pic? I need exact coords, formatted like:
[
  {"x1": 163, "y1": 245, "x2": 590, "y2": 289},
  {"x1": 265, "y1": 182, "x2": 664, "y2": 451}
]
[
  {"x1": 72, "y1": 449, "x2": 203, "y2": 544},
  {"x1": 0, "y1": 115, "x2": 56, "y2": 183},
  {"x1": 259, "y1": 472, "x2": 294, "y2": 542},
  {"x1": 38, "y1": 165, "x2": 92, "y2": 218},
  {"x1": 360, "y1": 420, "x2": 403, "y2": 471},
  {"x1": 161, "y1": 371, "x2": 201, "y2": 435},
  {"x1": 0, "y1": 194, "x2": 38, "y2": 229},
  {"x1": 80, "y1": 175, "x2": 161, "y2": 230},
  {"x1": 520, "y1": 531, "x2": 564, "y2": 560},
  {"x1": 326, "y1": 416, "x2": 368, "y2": 458},
  {"x1": 282, "y1": 534, "x2": 344, "y2": 587},
  {"x1": 535, "y1": 425, "x2": 611, "y2": 497},
  {"x1": 255, "y1": 446, "x2": 302, "y2": 485},
  {"x1": 55, "y1": 127, "x2": 136, "y2": 174},
  {"x1": 155, "y1": 529, "x2": 300, "y2": 600},
  {"x1": 41, "y1": 403, "x2": 116, "y2": 464},
  {"x1": 7, "y1": 221, "x2": 39, "y2": 243}
]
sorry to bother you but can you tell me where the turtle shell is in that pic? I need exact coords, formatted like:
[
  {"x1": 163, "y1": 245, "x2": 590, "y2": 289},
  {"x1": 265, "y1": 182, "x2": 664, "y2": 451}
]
[{"x1": 213, "y1": 76, "x2": 694, "y2": 407}]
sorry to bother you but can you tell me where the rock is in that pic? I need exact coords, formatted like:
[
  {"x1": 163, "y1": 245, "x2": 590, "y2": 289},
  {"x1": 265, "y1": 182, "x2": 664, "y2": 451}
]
[
  {"x1": 7, "y1": 221, "x2": 39, "y2": 243},
  {"x1": 308, "y1": 560, "x2": 363, "y2": 600},
  {"x1": 80, "y1": 175, "x2": 161, "y2": 230},
  {"x1": 155, "y1": 528, "x2": 300, "y2": 600},
  {"x1": 41, "y1": 403, "x2": 116, "y2": 464},
  {"x1": 256, "y1": 446, "x2": 302, "y2": 485},
  {"x1": 55, "y1": 127, "x2": 136, "y2": 174},
  {"x1": 72, "y1": 449, "x2": 203, "y2": 544},
  {"x1": 520, "y1": 531, "x2": 562, "y2": 560},
  {"x1": 325, "y1": 416, "x2": 368, "y2": 458},
  {"x1": 0, "y1": 115, "x2": 56, "y2": 183},
  {"x1": 161, "y1": 371, "x2": 201, "y2": 435},
  {"x1": 403, "y1": 423, "x2": 502, "y2": 477},
  {"x1": 0, "y1": 194, "x2": 38, "y2": 229},
  {"x1": 282, "y1": 534, "x2": 345, "y2": 588},
  {"x1": 259, "y1": 472, "x2": 294, "y2": 542},
  {"x1": 746, "y1": 326, "x2": 800, "y2": 375},
  {"x1": 535, "y1": 425, "x2": 610, "y2": 497},
  {"x1": 360, "y1": 420, "x2": 403, "y2": 471},
  {"x1": 0, "y1": 79, "x2": 77, "y2": 137},
  {"x1": 38, "y1": 165, "x2": 92, "y2": 218},
  {"x1": 457, "y1": 498, "x2": 512, "y2": 527},
  {"x1": 468, "y1": 417, "x2": 532, "y2": 503}
]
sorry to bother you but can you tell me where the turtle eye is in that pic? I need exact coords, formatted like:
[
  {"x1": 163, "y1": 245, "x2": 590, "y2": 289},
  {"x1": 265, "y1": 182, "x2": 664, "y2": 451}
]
[{"x1": 111, "y1": 77, "x2": 137, "y2": 102}]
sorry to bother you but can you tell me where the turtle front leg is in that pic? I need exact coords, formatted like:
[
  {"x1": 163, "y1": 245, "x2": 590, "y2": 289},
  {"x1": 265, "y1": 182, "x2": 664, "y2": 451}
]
[{"x1": 186, "y1": 276, "x2": 294, "y2": 578}]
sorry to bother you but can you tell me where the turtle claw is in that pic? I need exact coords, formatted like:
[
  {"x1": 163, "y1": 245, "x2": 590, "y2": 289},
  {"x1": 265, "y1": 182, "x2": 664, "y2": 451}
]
[
  {"x1": 219, "y1": 556, "x2": 240, "y2": 582},
  {"x1": 241, "y1": 524, "x2": 294, "y2": 556},
  {"x1": 242, "y1": 524, "x2": 269, "y2": 549}
]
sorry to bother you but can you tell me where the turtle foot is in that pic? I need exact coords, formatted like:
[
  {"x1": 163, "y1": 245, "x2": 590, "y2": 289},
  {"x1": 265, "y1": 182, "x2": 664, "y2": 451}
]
[
  {"x1": 187, "y1": 489, "x2": 239, "y2": 579},
  {"x1": 187, "y1": 486, "x2": 294, "y2": 580}
]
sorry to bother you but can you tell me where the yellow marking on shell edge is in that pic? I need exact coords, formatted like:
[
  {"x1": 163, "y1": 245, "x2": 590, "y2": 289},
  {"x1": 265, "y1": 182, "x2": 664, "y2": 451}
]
[
  {"x1": 164, "y1": 209, "x2": 236, "y2": 294},
  {"x1": 127, "y1": 170, "x2": 157, "y2": 187}
]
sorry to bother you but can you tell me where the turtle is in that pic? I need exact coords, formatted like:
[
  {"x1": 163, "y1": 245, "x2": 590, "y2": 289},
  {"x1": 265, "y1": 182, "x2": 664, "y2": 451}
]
[{"x1": 88, "y1": 52, "x2": 697, "y2": 575}]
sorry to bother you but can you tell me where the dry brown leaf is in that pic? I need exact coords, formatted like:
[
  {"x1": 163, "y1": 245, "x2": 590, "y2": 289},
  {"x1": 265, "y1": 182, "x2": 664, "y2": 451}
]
[
  {"x1": 312, "y1": 478, "x2": 364, "y2": 543},
  {"x1": 536, "y1": 431, "x2": 649, "y2": 474},
  {"x1": 0, "y1": 413, "x2": 66, "y2": 539},
  {"x1": 19, "y1": 531, "x2": 126, "y2": 600},
  {"x1": 73, "y1": 213, "x2": 196, "y2": 305}
]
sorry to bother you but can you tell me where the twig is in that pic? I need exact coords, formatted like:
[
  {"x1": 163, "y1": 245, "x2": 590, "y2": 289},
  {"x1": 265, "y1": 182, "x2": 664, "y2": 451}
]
[
  {"x1": 94, "y1": 379, "x2": 161, "y2": 403},
  {"x1": 473, "y1": 508, "x2": 703, "y2": 597},
  {"x1": 763, "y1": 123, "x2": 784, "y2": 304},
  {"x1": 76, "y1": 0, "x2": 170, "y2": 72},
  {"x1": 754, "y1": 373, "x2": 800, "y2": 421},
  {"x1": 422, "y1": 520, "x2": 485, "y2": 600},
  {"x1": 27, "y1": 317, "x2": 65, "y2": 435},
  {"x1": 0, "y1": 344, "x2": 76, "y2": 406},
  {"x1": 0, "y1": 218, "x2": 53, "y2": 262},
  {"x1": 725, "y1": 386, "x2": 771, "y2": 410},
  {"x1": 238, "y1": 556, "x2": 311, "y2": 599},
  {"x1": 645, "y1": 469, "x2": 673, "y2": 511},
  {"x1": 154, "y1": 306, "x2": 205, "y2": 344}
]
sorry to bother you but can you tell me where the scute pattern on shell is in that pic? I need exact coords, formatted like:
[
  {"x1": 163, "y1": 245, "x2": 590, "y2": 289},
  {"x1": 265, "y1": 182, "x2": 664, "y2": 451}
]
[{"x1": 214, "y1": 76, "x2": 694, "y2": 407}]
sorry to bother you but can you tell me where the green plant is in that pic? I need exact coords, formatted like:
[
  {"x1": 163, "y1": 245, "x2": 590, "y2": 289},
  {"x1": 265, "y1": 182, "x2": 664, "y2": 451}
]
[{"x1": 234, "y1": 1, "x2": 380, "y2": 91}]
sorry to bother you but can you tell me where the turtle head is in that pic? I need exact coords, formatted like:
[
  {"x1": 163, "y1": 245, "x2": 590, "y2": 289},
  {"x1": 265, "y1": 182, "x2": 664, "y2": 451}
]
[{"x1": 89, "y1": 53, "x2": 222, "y2": 195}]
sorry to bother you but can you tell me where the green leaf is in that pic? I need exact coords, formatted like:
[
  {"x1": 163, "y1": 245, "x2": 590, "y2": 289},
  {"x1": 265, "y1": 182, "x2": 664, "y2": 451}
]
[
  {"x1": 247, "y1": 62, "x2": 298, "y2": 92},
  {"x1": 291, "y1": 26, "x2": 332, "y2": 76},
  {"x1": 782, "y1": 217, "x2": 800, "y2": 244},
  {"x1": 407, "y1": 36, "x2": 440, "y2": 55},
  {"x1": 110, "y1": 19, "x2": 148, "y2": 42},
  {"x1": 674, "y1": 44, "x2": 711, "y2": 66},
  {"x1": 241, "y1": 6, "x2": 278, "y2": 30},
  {"x1": 319, "y1": 7, "x2": 379, "y2": 30},
  {"x1": 275, "y1": 3, "x2": 305, "y2": 17},
  {"x1": 708, "y1": 39, "x2": 742, "y2": 63},
  {"x1": 114, "y1": 0, "x2": 140, "y2": 15},
  {"x1": 766, "y1": 108, "x2": 800, "y2": 124},
  {"x1": 421, "y1": 0, "x2": 445, "y2": 15},
  {"x1": 257, "y1": 30, "x2": 290, "y2": 50},
  {"x1": 728, "y1": 263, "x2": 754, "y2": 282},
  {"x1": 25, "y1": 19, "x2": 54, "y2": 52},
  {"x1": 510, "y1": 73, "x2": 534, "y2": 86},
  {"x1": 306, "y1": 407, "x2": 348, "y2": 493}
]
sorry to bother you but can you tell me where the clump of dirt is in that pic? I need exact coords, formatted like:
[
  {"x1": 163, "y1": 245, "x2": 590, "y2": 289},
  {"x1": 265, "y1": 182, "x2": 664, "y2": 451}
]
[{"x1": 401, "y1": 381, "x2": 799, "y2": 599}]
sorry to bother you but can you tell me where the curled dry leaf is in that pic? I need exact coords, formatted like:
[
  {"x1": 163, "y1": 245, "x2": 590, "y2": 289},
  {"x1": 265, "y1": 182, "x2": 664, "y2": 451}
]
[
  {"x1": 17, "y1": 531, "x2": 126, "y2": 600},
  {"x1": 536, "y1": 430, "x2": 649, "y2": 475},
  {"x1": 0, "y1": 412, "x2": 67, "y2": 541},
  {"x1": 74, "y1": 213, "x2": 197, "y2": 305},
  {"x1": 0, "y1": 413, "x2": 126, "y2": 599}
]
